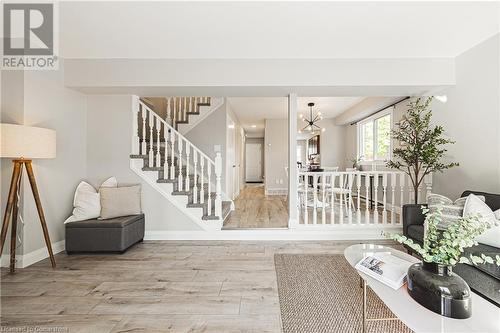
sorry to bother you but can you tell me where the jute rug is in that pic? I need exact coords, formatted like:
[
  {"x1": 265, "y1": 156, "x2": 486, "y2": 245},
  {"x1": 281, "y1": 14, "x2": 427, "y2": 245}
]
[{"x1": 274, "y1": 254, "x2": 414, "y2": 333}]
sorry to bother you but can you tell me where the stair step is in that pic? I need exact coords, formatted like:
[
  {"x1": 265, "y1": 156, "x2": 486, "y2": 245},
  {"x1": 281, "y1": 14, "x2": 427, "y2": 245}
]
[{"x1": 201, "y1": 201, "x2": 232, "y2": 220}]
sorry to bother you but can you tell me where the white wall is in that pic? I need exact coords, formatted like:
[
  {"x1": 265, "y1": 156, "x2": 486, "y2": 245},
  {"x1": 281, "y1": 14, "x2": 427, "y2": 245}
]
[
  {"x1": 184, "y1": 101, "x2": 227, "y2": 192},
  {"x1": 225, "y1": 103, "x2": 245, "y2": 198},
  {"x1": 316, "y1": 119, "x2": 346, "y2": 170},
  {"x1": 431, "y1": 34, "x2": 500, "y2": 198},
  {"x1": 21, "y1": 68, "x2": 88, "y2": 255},
  {"x1": 85, "y1": 95, "x2": 202, "y2": 232},
  {"x1": 264, "y1": 119, "x2": 288, "y2": 194},
  {"x1": 1, "y1": 66, "x2": 88, "y2": 260}
]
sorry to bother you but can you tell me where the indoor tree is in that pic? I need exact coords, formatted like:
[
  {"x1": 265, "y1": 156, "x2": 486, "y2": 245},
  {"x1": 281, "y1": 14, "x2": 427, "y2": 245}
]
[{"x1": 387, "y1": 97, "x2": 458, "y2": 203}]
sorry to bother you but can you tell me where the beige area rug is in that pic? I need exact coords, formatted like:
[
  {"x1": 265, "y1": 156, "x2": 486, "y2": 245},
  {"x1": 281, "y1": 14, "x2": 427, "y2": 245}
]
[{"x1": 274, "y1": 254, "x2": 414, "y2": 333}]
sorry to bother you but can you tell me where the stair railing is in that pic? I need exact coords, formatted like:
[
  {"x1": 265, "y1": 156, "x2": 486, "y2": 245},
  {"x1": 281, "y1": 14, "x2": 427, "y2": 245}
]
[
  {"x1": 165, "y1": 97, "x2": 211, "y2": 129},
  {"x1": 132, "y1": 96, "x2": 222, "y2": 218}
]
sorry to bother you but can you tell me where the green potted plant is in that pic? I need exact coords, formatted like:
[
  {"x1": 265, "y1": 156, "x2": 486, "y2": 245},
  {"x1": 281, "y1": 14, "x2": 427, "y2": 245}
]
[
  {"x1": 389, "y1": 207, "x2": 500, "y2": 319},
  {"x1": 387, "y1": 97, "x2": 458, "y2": 204}
]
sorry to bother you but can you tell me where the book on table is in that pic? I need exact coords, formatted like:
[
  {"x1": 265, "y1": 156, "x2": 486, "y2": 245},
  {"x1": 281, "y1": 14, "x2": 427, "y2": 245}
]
[{"x1": 355, "y1": 253, "x2": 413, "y2": 290}]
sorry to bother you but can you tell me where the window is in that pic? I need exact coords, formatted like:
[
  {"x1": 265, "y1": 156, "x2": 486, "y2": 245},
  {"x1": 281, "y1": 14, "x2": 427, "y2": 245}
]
[{"x1": 358, "y1": 110, "x2": 392, "y2": 162}]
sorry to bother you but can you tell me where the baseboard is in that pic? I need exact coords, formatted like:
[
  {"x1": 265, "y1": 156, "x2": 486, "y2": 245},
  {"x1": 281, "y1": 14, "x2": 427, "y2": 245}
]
[
  {"x1": 1, "y1": 240, "x2": 65, "y2": 269},
  {"x1": 145, "y1": 225, "x2": 402, "y2": 241}
]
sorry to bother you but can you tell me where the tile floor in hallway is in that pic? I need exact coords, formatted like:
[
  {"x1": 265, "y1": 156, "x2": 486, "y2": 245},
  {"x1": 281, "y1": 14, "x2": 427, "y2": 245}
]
[{"x1": 0, "y1": 240, "x2": 398, "y2": 332}]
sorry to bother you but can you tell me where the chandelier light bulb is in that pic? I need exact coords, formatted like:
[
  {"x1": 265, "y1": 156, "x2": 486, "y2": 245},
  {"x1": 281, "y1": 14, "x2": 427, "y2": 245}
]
[{"x1": 322, "y1": 128, "x2": 326, "y2": 132}]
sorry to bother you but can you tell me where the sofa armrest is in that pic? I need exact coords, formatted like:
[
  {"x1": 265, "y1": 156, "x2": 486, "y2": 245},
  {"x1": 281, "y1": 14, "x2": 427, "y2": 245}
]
[{"x1": 402, "y1": 204, "x2": 427, "y2": 237}]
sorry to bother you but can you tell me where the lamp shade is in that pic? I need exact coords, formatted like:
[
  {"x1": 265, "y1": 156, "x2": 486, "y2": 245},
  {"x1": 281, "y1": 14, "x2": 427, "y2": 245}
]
[{"x1": 0, "y1": 124, "x2": 56, "y2": 159}]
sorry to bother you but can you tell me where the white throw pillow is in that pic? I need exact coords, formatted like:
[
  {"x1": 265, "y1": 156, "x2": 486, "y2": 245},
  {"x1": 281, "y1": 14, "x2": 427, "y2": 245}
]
[
  {"x1": 99, "y1": 185, "x2": 142, "y2": 220},
  {"x1": 463, "y1": 194, "x2": 500, "y2": 247},
  {"x1": 64, "y1": 177, "x2": 117, "y2": 223}
]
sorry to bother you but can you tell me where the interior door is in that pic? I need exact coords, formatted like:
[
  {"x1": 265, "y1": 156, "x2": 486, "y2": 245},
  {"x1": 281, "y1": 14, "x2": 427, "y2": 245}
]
[{"x1": 246, "y1": 143, "x2": 262, "y2": 182}]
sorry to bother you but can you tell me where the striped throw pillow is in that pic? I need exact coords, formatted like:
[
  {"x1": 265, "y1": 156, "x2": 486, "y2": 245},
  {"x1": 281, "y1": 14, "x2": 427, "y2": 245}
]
[{"x1": 427, "y1": 194, "x2": 485, "y2": 230}]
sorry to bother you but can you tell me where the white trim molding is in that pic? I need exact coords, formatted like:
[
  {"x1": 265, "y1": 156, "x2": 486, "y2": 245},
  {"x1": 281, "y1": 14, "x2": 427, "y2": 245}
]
[
  {"x1": 145, "y1": 225, "x2": 402, "y2": 241},
  {"x1": 1, "y1": 240, "x2": 65, "y2": 269}
]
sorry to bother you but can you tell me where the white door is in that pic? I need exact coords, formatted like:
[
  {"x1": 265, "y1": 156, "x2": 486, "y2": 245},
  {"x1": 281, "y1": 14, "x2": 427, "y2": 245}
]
[
  {"x1": 246, "y1": 143, "x2": 263, "y2": 182},
  {"x1": 227, "y1": 119, "x2": 236, "y2": 199}
]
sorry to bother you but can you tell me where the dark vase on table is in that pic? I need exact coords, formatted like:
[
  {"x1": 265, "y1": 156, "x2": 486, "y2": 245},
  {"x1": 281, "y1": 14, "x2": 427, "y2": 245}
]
[{"x1": 407, "y1": 261, "x2": 472, "y2": 319}]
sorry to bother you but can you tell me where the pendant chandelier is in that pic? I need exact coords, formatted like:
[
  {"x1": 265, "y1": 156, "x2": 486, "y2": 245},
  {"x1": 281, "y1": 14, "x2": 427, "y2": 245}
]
[{"x1": 299, "y1": 102, "x2": 326, "y2": 134}]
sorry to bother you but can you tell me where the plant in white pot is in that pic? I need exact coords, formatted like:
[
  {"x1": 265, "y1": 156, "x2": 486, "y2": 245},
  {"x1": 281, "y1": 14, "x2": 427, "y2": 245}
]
[{"x1": 389, "y1": 207, "x2": 500, "y2": 319}]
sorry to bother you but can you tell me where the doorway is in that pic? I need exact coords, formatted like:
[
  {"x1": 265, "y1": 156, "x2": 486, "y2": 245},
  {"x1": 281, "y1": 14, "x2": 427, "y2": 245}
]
[{"x1": 245, "y1": 141, "x2": 263, "y2": 183}]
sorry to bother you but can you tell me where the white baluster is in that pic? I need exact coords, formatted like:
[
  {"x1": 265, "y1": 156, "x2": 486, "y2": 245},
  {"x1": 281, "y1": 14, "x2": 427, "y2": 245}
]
[
  {"x1": 347, "y1": 172, "x2": 353, "y2": 224},
  {"x1": 339, "y1": 173, "x2": 344, "y2": 224},
  {"x1": 312, "y1": 174, "x2": 318, "y2": 225},
  {"x1": 169, "y1": 129, "x2": 175, "y2": 180},
  {"x1": 183, "y1": 97, "x2": 188, "y2": 122},
  {"x1": 185, "y1": 142, "x2": 190, "y2": 192},
  {"x1": 141, "y1": 105, "x2": 147, "y2": 155},
  {"x1": 207, "y1": 163, "x2": 212, "y2": 216},
  {"x1": 365, "y1": 173, "x2": 370, "y2": 225},
  {"x1": 132, "y1": 97, "x2": 140, "y2": 155},
  {"x1": 408, "y1": 175, "x2": 413, "y2": 204},
  {"x1": 304, "y1": 173, "x2": 308, "y2": 225},
  {"x1": 166, "y1": 98, "x2": 172, "y2": 125},
  {"x1": 200, "y1": 158, "x2": 205, "y2": 204},
  {"x1": 330, "y1": 174, "x2": 335, "y2": 225},
  {"x1": 391, "y1": 173, "x2": 396, "y2": 224},
  {"x1": 373, "y1": 174, "x2": 379, "y2": 224},
  {"x1": 148, "y1": 109, "x2": 154, "y2": 167},
  {"x1": 172, "y1": 98, "x2": 176, "y2": 127},
  {"x1": 356, "y1": 173, "x2": 361, "y2": 224},
  {"x1": 321, "y1": 174, "x2": 326, "y2": 225},
  {"x1": 163, "y1": 126, "x2": 168, "y2": 179},
  {"x1": 177, "y1": 136, "x2": 183, "y2": 191},
  {"x1": 155, "y1": 118, "x2": 161, "y2": 167},
  {"x1": 215, "y1": 152, "x2": 222, "y2": 218},
  {"x1": 400, "y1": 173, "x2": 406, "y2": 208},
  {"x1": 207, "y1": 96, "x2": 211, "y2": 105},
  {"x1": 193, "y1": 152, "x2": 198, "y2": 204},
  {"x1": 382, "y1": 173, "x2": 388, "y2": 224},
  {"x1": 424, "y1": 173, "x2": 433, "y2": 201}
]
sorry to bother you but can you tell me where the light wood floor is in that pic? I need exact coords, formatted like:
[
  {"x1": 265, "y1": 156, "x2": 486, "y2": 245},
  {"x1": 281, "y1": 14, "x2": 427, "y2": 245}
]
[
  {"x1": 0, "y1": 240, "x2": 398, "y2": 333},
  {"x1": 223, "y1": 184, "x2": 288, "y2": 229}
]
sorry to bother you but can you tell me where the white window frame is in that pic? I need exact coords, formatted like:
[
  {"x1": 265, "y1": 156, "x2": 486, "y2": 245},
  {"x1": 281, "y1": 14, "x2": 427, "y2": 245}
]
[{"x1": 357, "y1": 108, "x2": 393, "y2": 164}]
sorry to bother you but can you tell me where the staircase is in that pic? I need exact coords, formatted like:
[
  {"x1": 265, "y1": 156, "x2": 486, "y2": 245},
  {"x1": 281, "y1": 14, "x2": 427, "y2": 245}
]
[{"x1": 129, "y1": 96, "x2": 232, "y2": 230}]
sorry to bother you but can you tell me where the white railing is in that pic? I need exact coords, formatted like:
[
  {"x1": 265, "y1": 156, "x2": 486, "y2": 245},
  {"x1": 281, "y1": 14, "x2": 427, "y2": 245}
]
[
  {"x1": 165, "y1": 97, "x2": 211, "y2": 128},
  {"x1": 132, "y1": 98, "x2": 223, "y2": 219},
  {"x1": 297, "y1": 171, "x2": 432, "y2": 226}
]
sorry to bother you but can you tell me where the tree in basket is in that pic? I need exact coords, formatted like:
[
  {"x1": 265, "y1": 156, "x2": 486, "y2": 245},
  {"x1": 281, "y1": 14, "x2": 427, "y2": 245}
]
[
  {"x1": 387, "y1": 97, "x2": 458, "y2": 203},
  {"x1": 389, "y1": 208, "x2": 500, "y2": 319}
]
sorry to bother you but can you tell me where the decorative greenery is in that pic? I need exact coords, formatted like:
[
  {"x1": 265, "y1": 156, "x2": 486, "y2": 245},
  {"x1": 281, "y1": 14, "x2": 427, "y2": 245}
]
[
  {"x1": 387, "y1": 97, "x2": 458, "y2": 203},
  {"x1": 389, "y1": 207, "x2": 500, "y2": 267},
  {"x1": 349, "y1": 156, "x2": 363, "y2": 169}
]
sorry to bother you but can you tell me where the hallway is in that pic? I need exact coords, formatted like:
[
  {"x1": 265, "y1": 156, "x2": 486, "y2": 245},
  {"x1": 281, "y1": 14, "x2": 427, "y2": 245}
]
[{"x1": 223, "y1": 184, "x2": 288, "y2": 229}]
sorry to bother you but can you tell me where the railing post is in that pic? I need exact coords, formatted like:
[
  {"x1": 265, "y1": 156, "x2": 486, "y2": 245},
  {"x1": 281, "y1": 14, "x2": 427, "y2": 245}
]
[
  {"x1": 215, "y1": 152, "x2": 222, "y2": 218},
  {"x1": 131, "y1": 96, "x2": 140, "y2": 155}
]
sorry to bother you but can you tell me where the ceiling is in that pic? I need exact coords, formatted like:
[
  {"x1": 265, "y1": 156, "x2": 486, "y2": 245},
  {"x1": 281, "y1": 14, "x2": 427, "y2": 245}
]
[
  {"x1": 227, "y1": 97, "x2": 365, "y2": 136},
  {"x1": 60, "y1": 2, "x2": 499, "y2": 59}
]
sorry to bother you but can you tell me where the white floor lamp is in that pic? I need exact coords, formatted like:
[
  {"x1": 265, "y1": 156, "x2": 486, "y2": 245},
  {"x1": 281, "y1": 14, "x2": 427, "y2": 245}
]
[{"x1": 0, "y1": 124, "x2": 57, "y2": 272}]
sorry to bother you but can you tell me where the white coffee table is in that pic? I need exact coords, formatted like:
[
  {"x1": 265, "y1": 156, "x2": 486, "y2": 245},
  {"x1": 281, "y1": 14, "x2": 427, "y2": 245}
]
[{"x1": 344, "y1": 244, "x2": 500, "y2": 333}]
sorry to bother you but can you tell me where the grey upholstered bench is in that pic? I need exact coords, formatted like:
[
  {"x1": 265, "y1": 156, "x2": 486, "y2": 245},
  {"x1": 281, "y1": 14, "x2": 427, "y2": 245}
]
[{"x1": 65, "y1": 214, "x2": 145, "y2": 254}]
